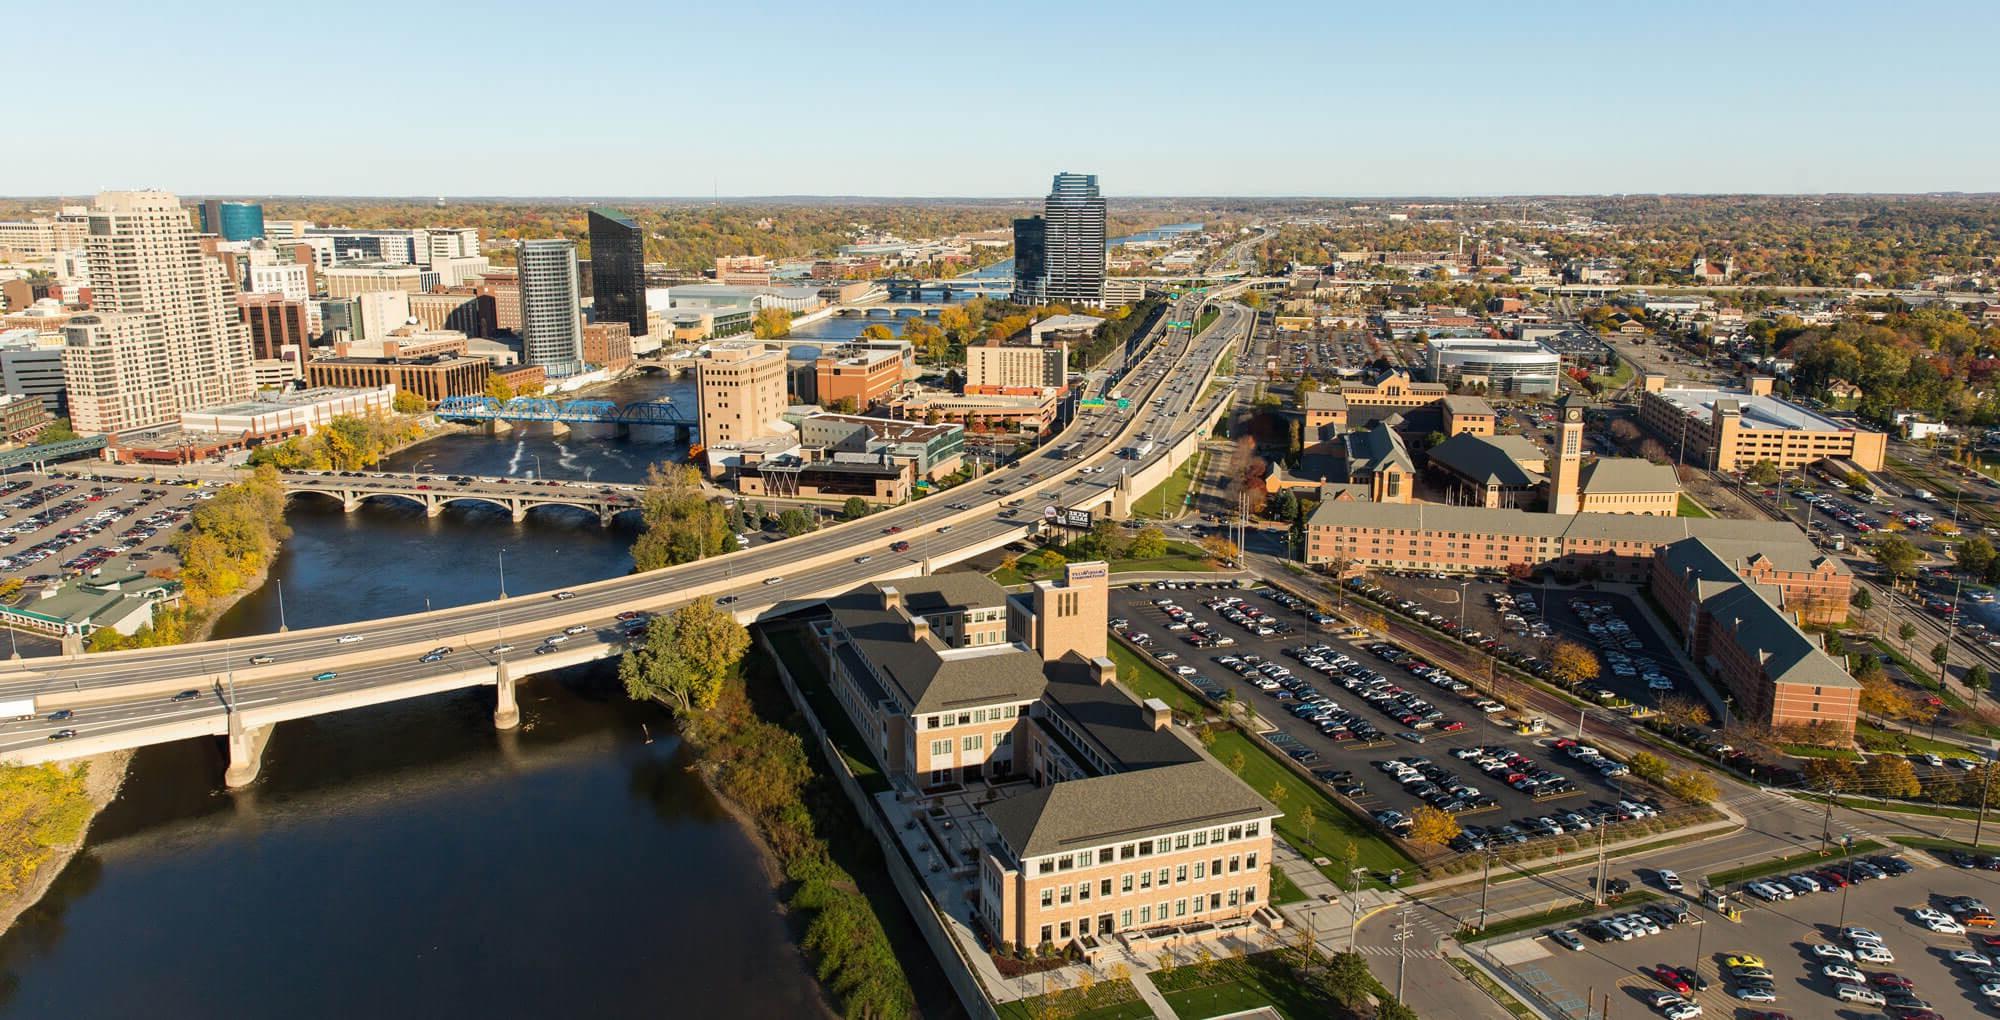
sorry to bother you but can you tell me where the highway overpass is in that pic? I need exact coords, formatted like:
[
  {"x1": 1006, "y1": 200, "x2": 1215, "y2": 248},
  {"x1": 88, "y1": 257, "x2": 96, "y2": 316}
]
[{"x1": 0, "y1": 298, "x2": 1251, "y2": 785}]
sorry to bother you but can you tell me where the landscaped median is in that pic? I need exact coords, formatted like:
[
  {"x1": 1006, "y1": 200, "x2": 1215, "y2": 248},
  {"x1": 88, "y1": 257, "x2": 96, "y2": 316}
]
[{"x1": 1458, "y1": 891, "x2": 1661, "y2": 943}]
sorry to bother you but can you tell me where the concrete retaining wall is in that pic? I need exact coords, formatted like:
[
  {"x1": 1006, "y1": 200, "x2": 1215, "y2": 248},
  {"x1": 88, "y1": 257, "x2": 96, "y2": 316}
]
[{"x1": 757, "y1": 629, "x2": 1001, "y2": 1020}]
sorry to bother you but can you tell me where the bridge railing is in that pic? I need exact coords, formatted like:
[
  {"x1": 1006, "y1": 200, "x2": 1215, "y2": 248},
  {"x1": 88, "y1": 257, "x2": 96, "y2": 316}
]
[{"x1": 434, "y1": 395, "x2": 695, "y2": 427}]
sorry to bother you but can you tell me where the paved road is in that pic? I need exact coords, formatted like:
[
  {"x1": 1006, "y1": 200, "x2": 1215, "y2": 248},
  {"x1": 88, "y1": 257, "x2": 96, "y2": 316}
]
[{"x1": 0, "y1": 297, "x2": 1254, "y2": 756}]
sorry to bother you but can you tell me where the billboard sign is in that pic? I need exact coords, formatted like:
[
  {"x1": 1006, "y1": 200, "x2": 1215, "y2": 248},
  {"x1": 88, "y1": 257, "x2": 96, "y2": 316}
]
[{"x1": 1062, "y1": 509, "x2": 1094, "y2": 530}]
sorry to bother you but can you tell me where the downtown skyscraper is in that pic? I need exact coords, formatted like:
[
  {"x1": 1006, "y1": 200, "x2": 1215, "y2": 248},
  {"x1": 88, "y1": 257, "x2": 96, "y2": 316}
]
[
  {"x1": 587, "y1": 209, "x2": 648, "y2": 337},
  {"x1": 61, "y1": 191, "x2": 254, "y2": 434},
  {"x1": 516, "y1": 238, "x2": 584, "y2": 377},
  {"x1": 1042, "y1": 172, "x2": 1106, "y2": 308}
]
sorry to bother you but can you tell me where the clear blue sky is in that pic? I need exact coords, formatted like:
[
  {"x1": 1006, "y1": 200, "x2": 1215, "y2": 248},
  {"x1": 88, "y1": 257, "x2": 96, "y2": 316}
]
[{"x1": 18, "y1": 0, "x2": 1999, "y2": 198}]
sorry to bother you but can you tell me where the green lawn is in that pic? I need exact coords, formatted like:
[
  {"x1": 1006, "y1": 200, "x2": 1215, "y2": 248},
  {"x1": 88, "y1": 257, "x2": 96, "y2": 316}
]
[
  {"x1": 1202, "y1": 729, "x2": 1414, "y2": 886},
  {"x1": 1677, "y1": 494, "x2": 1712, "y2": 518},
  {"x1": 1108, "y1": 640, "x2": 1207, "y2": 719},
  {"x1": 1137, "y1": 456, "x2": 1204, "y2": 520},
  {"x1": 1589, "y1": 359, "x2": 1637, "y2": 393},
  {"x1": 1269, "y1": 865, "x2": 1307, "y2": 906},
  {"x1": 763, "y1": 628, "x2": 889, "y2": 793},
  {"x1": 1110, "y1": 540, "x2": 1218, "y2": 575},
  {"x1": 1707, "y1": 841, "x2": 1881, "y2": 886},
  {"x1": 1154, "y1": 952, "x2": 1336, "y2": 1020},
  {"x1": 996, "y1": 979, "x2": 1150, "y2": 1020},
  {"x1": 1855, "y1": 719, "x2": 1978, "y2": 757},
  {"x1": 1459, "y1": 892, "x2": 1659, "y2": 943},
  {"x1": 1195, "y1": 307, "x2": 1220, "y2": 335}
]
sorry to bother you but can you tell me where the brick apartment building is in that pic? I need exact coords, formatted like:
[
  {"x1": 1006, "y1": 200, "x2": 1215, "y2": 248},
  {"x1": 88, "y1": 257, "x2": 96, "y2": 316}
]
[
  {"x1": 811, "y1": 565, "x2": 1278, "y2": 954},
  {"x1": 1636, "y1": 374, "x2": 1887, "y2": 472}
]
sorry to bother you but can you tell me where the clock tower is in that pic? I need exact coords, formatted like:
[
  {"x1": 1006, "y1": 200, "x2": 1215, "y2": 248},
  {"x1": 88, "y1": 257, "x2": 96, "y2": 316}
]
[{"x1": 1550, "y1": 394, "x2": 1584, "y2": 515}]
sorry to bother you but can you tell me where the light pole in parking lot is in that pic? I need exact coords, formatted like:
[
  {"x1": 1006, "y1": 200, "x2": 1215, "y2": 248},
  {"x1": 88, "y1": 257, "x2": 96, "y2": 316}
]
[
  {"x1": 1686, "y1": 912, "x2": 1706, "y2": 986},
  {"x1": 1835, "y1": 835, "x2": 1856, "y2": 928}
]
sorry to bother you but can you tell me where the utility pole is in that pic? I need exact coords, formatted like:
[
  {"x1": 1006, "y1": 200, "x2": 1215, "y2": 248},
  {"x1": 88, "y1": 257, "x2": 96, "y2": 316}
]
[
  {"x1": 1819, "y1": 785, "x2": 1835, "y2": 856},
  {"x1": 1477, "y1": 848, "x2": 1494, "y2": 931},
  {"x1": 1393, "y1": 902, "x2": 1413, "y2": 1002},
  {"x1": 1593, "y1": 824, "x2": 1610, "y2": 906}
]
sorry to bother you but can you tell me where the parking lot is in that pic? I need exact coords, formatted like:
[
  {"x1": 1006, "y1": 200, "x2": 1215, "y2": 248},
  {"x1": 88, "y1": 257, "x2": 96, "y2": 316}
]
[
  {"x1": 1494, "y1": 847, "x2": 2000, "y2": 1019},
  {"x1": 1108, "y1": 581, "x2": 1668, "y2": 855},
  {"x1": 1361, "y1": 573, "x2": 1698, "y2": 714},
  {"x1": 0, "y1": 475, "x2": 190, "y2": 581}
]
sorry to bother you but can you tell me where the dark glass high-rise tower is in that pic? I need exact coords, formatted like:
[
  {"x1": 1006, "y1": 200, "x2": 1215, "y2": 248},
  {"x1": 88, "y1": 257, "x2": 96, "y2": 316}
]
[
  {"x1": 198, "y1": 200, "x2": 265, "y2": 241},
  {"x1": 1011, "y1": 215, "x2": 1045, "y2": 305},
  {"x1": 1043, "y1": 172, "x2": 1105, "y2": 307},
  {"x1": 587, "y1": 209, "x2": 647, "y2": 336}
]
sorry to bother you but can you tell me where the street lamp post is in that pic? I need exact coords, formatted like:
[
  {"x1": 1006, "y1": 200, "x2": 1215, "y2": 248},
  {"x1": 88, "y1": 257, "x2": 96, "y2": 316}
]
[
  {"x1": 1836, "y1": 836, "x2": 1857, "y2": 928},
  {"x1": 1688, "y1": 914, "x2": 1706, "y2": 987},
  {"x1": 497, "y1": 548, "x2": 508, "y2": 599}
]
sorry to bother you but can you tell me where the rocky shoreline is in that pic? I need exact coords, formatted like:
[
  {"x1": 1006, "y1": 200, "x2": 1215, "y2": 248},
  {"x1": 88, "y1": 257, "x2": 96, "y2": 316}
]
[{"x1": 0, "y1": 748, "x2": 131, "y2": 938}]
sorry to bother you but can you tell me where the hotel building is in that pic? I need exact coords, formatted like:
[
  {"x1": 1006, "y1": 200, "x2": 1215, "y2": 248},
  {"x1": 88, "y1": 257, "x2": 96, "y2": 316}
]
[{"x1": 1636, "y1": 374, "x2": 1887, "y2": 472}]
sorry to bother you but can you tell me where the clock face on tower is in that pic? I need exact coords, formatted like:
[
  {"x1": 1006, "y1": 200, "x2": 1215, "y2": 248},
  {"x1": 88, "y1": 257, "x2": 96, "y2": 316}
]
[{"x1": 1566, "y1": 408, "x2": 1580, "y2": 422}]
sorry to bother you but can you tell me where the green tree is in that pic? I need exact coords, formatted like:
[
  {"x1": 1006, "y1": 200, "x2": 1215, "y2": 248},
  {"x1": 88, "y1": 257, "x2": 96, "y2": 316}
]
[
  {"x1": 32, "y1": 418, "x2": 78, "y2": 445},
  {"x1": 1851, "y1": 587, "x2": 1873, "y2": 612},
  {"x1": 1129, "y1": 527, "x2": 1168, "y2": 560},
  {"x1": 1871, "y1": 534, "x2": 1922, "y2": 583},
  {"x1": 1084, "y1": 518, "x2": 1125, "y2": 559},
  {"x1": 778, "y1": 508, "x2": 814, "y2": 537},
  {"x1": 1320, "y1": 951, "x2": 1374, "y2": 1006},
  {"x1": 1898, "y1": 621, "x2": 1918, "y2": 650},
  {"x1": 1664, "y1": 768, "x2": 1720, "y2": 803},
  {"x1": 841, "y1": 496, "x2": 871, "y2": 520},
  {"x1": 1746, "y1": 459, "x2": 1782, "y2": 485},
  {"x1": 1958, "y1": 536, "x2": 1997, "y2": 577},
  {"x1": 1932, "y1": 641, "x2": 1950, "y2": 669},
  {"x1": 617, "y1": 597, "x2": 749, "y2": 716},
  {"x1": 631, "y1": 464, "x2": 736, "y2": 570},
  {"x1": 484, "y1": 374, "x2": 515, "y2": 402},
  {"x1": 1968, "y1": 663, "x2": 1991, "y2": 697},
  {"x1": 1802, "y1": 756, "x2": 1857, "y2": 792},
  {"x1": 1408, "y1": 804, "x2": 1460, "y2": 845},
  {"x1": 1549, "y1": 639, "x2": 1600, "y2": 686}
]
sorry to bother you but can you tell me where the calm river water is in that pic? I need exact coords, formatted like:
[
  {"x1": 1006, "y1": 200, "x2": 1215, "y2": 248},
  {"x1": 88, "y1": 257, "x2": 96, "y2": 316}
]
[{"x1": 0, "y1": 371, "x2": 870, "y2": 1018}]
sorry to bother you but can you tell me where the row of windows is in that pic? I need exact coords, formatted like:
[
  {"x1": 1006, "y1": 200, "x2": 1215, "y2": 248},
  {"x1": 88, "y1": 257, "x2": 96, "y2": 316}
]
[
  {"x1": 1038, "y1": 853, "x2": 1259, "y2": 907},
  {"x1": 922, "y1": 704, "x2": 1022, "y2": 730},
  {"x1": 927, "y1": 731, "x2": 1011, "y2": 756},
  {"x1": 1034, "y1": 822, "x2": 1263, "y2": 874},
  {"x1": 1035, "y1": 888, "x2": 1259, "y2": 944}
]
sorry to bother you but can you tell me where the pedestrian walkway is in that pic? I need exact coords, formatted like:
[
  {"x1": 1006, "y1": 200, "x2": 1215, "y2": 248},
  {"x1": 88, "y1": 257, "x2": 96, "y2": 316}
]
[{"x1": 1129, "y1": 968, "x2": 1176, "y2": 1019}]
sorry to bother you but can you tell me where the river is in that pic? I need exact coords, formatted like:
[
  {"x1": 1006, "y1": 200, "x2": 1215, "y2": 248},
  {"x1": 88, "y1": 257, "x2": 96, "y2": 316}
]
[{"x1": 0, "y1": 371, "x2": 882, "y2": 1018}]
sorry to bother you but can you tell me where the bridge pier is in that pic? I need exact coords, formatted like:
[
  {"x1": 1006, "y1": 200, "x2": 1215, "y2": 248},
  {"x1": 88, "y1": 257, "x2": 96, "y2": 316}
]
[
  {"x1": 511, "y1": 502, "x2": 528, "y2": 523},
  {"x1": 341, "y1": 492, "x2": 362, "y2": 513},
  {"x1": 485, "y1": 418, "x2": 513, "y2": 436},
  {"x1": 549, "y1": 420, "x2": 570, "y2": 438},
  {"x1": 424, "y1": 495, "x2": 444, "y2": 518},
  {"x1": 494, "y1": 660, "x2": 519, "y2": 730},
  {"x1": 223, "y1": 711, "x2": 271, "y2": 789}
]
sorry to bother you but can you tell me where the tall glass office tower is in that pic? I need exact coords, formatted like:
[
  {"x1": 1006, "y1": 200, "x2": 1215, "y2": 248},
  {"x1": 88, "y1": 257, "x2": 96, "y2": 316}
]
[
  {"x1": 1043, "y1": 172, "x2": 1106, "y2": 307},
  {"x1": 516, "y1": 239, "x2": 584, "y2": 376},
  {"x1": 587, "y1": 209, "x2": 647, "y2": 336}
]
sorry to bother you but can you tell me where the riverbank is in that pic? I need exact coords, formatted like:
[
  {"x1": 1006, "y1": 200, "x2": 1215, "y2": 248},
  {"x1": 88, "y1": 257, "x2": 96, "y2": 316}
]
[{"x1": 0, "y1": 748, "x2": 131, "y2": 938}]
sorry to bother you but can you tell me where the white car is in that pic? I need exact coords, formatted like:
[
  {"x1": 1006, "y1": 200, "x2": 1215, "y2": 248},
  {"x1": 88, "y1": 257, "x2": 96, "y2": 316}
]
[
  {"x1": 1950, "y1": 949, "x2": 1995, "y2": 967},
  {"x1": 1839, "y1": 926, "x2": 1881, "y2": 943},
  {"x1": 1917, "y1": 912, "x2": 1965, "y2": 934},
  {"x1": 1834, "y1": 983, "x2": 1884, "y2": 1006},
  {"x1": 1982, "y1": 983, "x2": 2000, "y2": 1001},
  {"x1": 1852, "y1": 943, "x2": 1894, "y2": 964},
  {"x1": 1821, "y1": 963, "x2": 1864, "y2": 983},
  {"x1": 1809, "y1": 944, "x2": 1853, "y2": 962},
  {"x1": 335, "y1": 634, "x2": 363, "y2": 644},
  {"x1": 1656, "y1": 869, "x2": 1683, "y2": 892},
  {"x1": 1662, "y1": 1002, "x2": 1702, "y2": 1020}
]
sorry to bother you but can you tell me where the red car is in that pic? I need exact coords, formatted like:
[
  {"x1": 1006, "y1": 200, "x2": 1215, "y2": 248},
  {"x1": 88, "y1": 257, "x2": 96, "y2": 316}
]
[
  {"x1": 1815, "y1": 869, "x2": 1848, "y2": 888},
  {"x1": 890, "y1": 541, "x2": 911, "y2": 553},
  {"x1": 1978, "y1": 933, "x2": 2000, "y2": 948},
  {"x1": 882, "y1": 525, "x2": 902, "y2": 534},
  {"x1": 1649, "y1": 965, "x2": 1691, "y2": 995},
  {"x1": 1869, "y1": 973, "x2": 1913, "y2": 990},
  {"x1": 1438, "y1": 720, "x2": 1466, "y2": 733}
]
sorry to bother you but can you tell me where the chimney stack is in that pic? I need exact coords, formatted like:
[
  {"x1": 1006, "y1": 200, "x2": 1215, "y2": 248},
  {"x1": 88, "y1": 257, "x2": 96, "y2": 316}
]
[
  {"x1": 880, "y1": 585, "x2": 901, "y2": 611},
  {"x1": 1142, "y1": 697, "x2": 1172, "y2": 731},
  {"x1": 1090, "y1": 655, "x2": 1116, "y2": 687}
]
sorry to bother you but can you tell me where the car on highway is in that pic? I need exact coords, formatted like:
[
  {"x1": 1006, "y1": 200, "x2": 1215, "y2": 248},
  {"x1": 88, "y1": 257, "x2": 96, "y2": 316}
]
[
  {"x1": 170, "y1": 689, "x2": 199, "y2": 702},
  {"x1": 313, "y1": 671, "x2": 337, "y2": 681},
  {"x1": 553, "y1": 591, "x2": 577, "y2": 600},
  {"x1": 420, "y1": 650, "x2": 447, "y2": 663},
  {"x1": 563, "y1": 624, "x2": 587, "y2": 636},
  {"x1": 763, "y1": 576, "x2": 782, "y2": 585},
  {"x1": 336, "y1": 634, "x2": 362, "y2": 644},
  {"x1": 544, "y1": 634, "x2": 569, "y2": 645},
  {"x1": 490, "y1": 644, "x2": 514, "y2": 655},
  {"x1": 890, "y1": 541, "x2": 911, "y2": 552},
  {"x1": 854, "y1": 555, "x2": 873, "y2": 564},
  {"x1": 48, "y1": 728, "x2": 77, "y2": 740},
  {"x1": 615, "y1": 611, "x2": 640, "y2": 620},
  {"x1": 249, "y1": 654, "x2": 274, "y2": 665},
  {"x1": 47, "y1": 709, "x2": 73, "y2": 722}
]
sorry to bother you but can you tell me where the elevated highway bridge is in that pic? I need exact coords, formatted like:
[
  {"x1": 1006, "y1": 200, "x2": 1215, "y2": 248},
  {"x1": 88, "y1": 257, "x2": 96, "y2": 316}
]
[{"x1": 0, "y1": 296, "x2": 1249, "y2": 786}]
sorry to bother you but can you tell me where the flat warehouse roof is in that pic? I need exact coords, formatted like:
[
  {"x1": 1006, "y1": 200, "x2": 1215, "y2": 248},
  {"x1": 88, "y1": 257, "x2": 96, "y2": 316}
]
[{"x1": 1655, "y1": 387, "x2": 1855, "y2": 433}]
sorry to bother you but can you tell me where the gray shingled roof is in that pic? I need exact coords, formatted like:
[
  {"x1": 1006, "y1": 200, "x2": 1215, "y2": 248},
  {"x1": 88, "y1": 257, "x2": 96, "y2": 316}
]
[
  {"x1": 1307, "y1": 500, "x2": 1814, "y2": 550},
  {"x1": 1428, "y1": 433, "x2": 1545, "y2": 488},
  {"x1": 1701, "y1": 582, "x2": 1858, "y2": 689},
  {"x1": 827, "y1": 580, "x2": 1049, "y2": 714},
  {"x1": 984, "y1": 760, "x2": 1277, "y2": 860},
  {"x1": 1344, "y1": 419, "x2": 1413, "y2": 475},
  {"x1": 1580, "y1": 457, "x2": 1680, "y2": 495},
  {"x1": 1042, "y1": 656, "x2": 1204, "y2": 772}
]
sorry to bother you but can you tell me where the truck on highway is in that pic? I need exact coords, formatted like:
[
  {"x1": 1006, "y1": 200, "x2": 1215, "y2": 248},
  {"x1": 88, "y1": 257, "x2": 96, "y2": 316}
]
[
  {"x1": 1, "y1": 697, "x2": 36, "y2": 721},
  {"x1": 1122, "y1": 441, "x2": 1155, "y2": 460}
]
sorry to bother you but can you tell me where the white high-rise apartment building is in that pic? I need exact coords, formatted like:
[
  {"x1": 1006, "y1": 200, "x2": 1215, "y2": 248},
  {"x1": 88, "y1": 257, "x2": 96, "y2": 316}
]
[
  {"x1": 1044, "y1": 172, "x2": 1106, "y2": 308},
  {"x1": 61, "y1": 190, "x2": 255, "y2": 435},
  {"x1": 516, "y1": 239, "x2": 584, "y2": 376}
]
